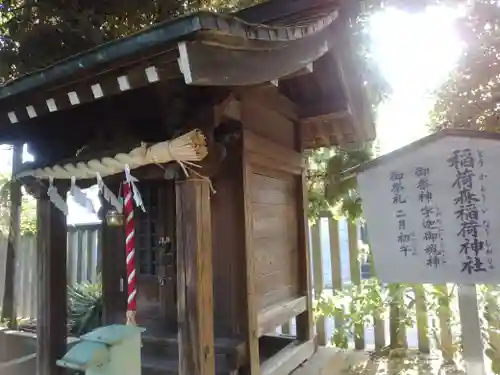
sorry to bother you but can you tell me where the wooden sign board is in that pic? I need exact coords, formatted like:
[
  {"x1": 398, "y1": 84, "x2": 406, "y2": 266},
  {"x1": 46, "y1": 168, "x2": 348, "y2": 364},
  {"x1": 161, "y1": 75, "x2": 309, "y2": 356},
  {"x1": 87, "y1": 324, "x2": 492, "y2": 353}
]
[{"x1": 357, "y1": 130, "x2": 500, "y2": 284}]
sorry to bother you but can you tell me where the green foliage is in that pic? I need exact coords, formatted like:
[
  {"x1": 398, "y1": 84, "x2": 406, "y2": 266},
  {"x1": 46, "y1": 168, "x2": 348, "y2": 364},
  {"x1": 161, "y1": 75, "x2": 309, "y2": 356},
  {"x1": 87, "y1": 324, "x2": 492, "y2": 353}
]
[
  {"x1": 0, "y1": 173, "x2": 36, "y2": 236},
  {"x1": 428, "y1": 0, "x2": 500, "y2": 131},
  {"x1": 316, "y1": 278, "x2": 386, "y2": 347},
  {"x1": 68, "y1": 281, "x2": 103, "y2": 335},
  {"x1": 307, "y1": 145, "x2": 373, "y2": 223},
  {"x1": 0, "y1": 0, "x2": 262, "y2": 81}
]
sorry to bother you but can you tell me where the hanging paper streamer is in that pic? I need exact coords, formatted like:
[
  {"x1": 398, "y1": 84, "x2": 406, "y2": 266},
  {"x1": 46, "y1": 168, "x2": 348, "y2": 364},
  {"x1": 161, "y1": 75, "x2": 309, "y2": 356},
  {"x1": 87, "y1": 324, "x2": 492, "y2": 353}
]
[
  {"x1": 123, "y1": 182, "x2": 137, "y2": 325},
  {"x1": 124, "y1": 165, "x2": 145, "y2": 212},
  {"x1": 96, "y1": 173, "x2": 123, "y2": 213},
  {"x1": 70, "y1": 176, "x2": 95, "y2": 213},
  {"x1": 47, "y1": 177, "x2": 68, "y2": 215}
]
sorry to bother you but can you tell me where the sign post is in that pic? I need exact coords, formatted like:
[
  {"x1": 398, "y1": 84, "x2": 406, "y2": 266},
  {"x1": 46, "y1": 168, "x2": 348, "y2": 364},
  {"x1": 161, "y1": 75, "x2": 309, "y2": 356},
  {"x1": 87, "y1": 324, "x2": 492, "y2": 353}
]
[{"x1": 356, "y1": 130, "x2": 500, "y2": 375}]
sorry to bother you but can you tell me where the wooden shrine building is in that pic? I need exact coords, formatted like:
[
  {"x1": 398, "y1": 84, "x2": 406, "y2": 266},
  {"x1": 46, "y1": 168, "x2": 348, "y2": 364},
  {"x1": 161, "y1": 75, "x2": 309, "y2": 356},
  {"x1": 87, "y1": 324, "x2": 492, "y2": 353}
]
[{"x1": 0, "y1": 0, "x2": 374, "y2": 374}]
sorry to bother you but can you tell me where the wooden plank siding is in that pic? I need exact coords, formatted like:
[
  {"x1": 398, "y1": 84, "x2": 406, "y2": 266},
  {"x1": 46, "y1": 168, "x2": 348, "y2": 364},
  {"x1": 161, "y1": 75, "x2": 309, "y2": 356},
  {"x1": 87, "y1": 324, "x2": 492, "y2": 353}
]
[{"x1": 250, "y1": 170, "x2": 300, "y2": 311}]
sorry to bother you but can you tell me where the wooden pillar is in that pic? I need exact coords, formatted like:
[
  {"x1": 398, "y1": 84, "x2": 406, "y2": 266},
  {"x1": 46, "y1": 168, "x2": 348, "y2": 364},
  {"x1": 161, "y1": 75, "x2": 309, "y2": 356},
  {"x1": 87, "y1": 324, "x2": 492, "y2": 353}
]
[
  {"x1": 99, "y1": 191, "x2": 126, "y2": 325},
  {"x1": 242, "y1": 160, "x2": 260, "y2": 375},
  {"x1": 176, "y1": 178, "x2": 215, "y2": 375},
  {"x1": 295, "y1": 128, "x2": 315, "y2": 344},
  {"x1": 36, "y1": 183, "x2": 69, "y2": 375},
  {"x1": 295, "y1": 168, "x2": 315, "y2": 342},
  {"x1": 1, "y1": 142, "x2": 23, "y2": 328}
]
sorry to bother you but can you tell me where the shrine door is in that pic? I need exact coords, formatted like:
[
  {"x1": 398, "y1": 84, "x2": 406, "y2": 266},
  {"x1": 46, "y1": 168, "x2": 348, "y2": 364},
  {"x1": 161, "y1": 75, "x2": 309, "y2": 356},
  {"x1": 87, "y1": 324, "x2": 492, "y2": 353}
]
[{"x1": 134, "y1": 181, "x2": 177, "y2": 332}]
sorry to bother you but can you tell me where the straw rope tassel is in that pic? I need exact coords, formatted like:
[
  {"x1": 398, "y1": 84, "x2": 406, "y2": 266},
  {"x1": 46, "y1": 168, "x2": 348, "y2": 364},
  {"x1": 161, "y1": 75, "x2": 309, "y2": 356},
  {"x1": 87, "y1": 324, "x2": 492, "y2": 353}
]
[{"x1": 124, "y1": 182, "x2": 137, "y2": 325}]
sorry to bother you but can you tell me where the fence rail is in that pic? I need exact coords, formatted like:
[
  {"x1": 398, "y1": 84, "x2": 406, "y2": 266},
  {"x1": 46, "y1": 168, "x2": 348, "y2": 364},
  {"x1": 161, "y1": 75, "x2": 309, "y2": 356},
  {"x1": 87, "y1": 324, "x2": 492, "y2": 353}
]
[
  {"x1": 0, "y1": 225, "x2": 100, "y2": 319},
  {"x1": 298, "y1": 215, "x2": 496, "y2": 373}
]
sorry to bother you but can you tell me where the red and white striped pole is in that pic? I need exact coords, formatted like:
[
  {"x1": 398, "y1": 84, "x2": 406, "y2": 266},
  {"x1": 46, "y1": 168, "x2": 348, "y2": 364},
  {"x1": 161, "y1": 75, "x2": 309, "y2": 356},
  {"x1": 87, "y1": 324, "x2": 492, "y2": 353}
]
[{"x1": 123, "y1": 182, "x2": 137, "y2": 325}]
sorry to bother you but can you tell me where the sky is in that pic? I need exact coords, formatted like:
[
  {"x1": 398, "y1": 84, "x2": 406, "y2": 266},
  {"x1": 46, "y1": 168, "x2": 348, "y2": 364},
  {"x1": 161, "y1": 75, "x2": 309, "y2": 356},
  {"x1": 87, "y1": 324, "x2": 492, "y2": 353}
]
[
  {"x1": 0, "y1": 6, "x2": 465, "y2": 223},
  {"x1": 369, "y1": 6, "x2": 464, "y2": 153}
]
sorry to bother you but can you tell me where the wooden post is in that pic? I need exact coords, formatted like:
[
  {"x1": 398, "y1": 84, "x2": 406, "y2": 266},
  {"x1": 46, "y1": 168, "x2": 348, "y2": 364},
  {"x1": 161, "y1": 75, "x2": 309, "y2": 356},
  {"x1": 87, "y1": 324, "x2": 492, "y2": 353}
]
[
  {"x1": 457, "y1": 284, "x2": 486, "y2": 375},
  {"x1": 242, "y1": 160, "x2": 260, "y2": 375},
  {"x1": 328, "y1": 218, "x2": 344, "y2": 342},
  {"x1": 1, "y1": 142, "x2": 23, "y2": 328},
  {"x1": 485, "y1": 286, "x2": 500, "y2": 371},
  {"x1": 176, "y1": 178, "x2": 215, "y2": 375},
  {"x1": 389, "y1": 283, "x2": 407, "y2": 350},
  {"x1": 413, "y1": 284, "x2": 430, "y2": 354},
  {"x1": 99, "y1": 190, "x2": 126, "y2": 325},
  {"x1": 296, "y1": 168, "x2": 314, "y2": 343},
  {"x1": 36, "y1": 183, "x2": 69, "y2": 375},
  {"x1": 347, "y1": 221, "x2": 365, "y2": 350},
  {"x1": 435, "y1": 284, "x2": 454, "y2": 362},
  {"x1": 310, "y1": 223, "x2": 326, "y2": 345}
]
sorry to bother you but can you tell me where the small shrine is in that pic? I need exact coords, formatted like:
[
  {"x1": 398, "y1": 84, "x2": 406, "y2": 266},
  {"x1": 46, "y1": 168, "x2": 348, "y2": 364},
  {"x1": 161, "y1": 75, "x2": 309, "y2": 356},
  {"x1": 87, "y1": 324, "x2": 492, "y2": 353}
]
[{"x1": 0, "y1": 0, "x2": 374, "y2": 374}]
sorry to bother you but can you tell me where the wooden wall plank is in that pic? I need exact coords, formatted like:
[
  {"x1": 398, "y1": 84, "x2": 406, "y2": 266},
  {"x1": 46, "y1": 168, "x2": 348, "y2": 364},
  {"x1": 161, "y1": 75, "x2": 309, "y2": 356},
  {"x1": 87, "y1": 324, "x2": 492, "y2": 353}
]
[
  {"x1": 176, "y1": 178, "x2": 215, "y2": 375},
  {"x1": 347, "y1": 221, "x2": 364, "y2": 350},
  {"x1": 36, "y1": 184, "x2": 69, "y2": 375},
  {"x1": 249, "y1": 168, "x2": 300, "y2": 312},
  {"x1": 243, "y1": 130, "x2": 303, "y2": 175}
]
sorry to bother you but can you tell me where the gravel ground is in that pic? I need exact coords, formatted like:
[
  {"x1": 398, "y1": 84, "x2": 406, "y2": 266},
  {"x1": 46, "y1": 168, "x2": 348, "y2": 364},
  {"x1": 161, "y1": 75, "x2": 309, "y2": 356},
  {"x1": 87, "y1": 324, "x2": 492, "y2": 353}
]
[{"x1": 342, "y1": 351, "x2": 469, "y2": 375}]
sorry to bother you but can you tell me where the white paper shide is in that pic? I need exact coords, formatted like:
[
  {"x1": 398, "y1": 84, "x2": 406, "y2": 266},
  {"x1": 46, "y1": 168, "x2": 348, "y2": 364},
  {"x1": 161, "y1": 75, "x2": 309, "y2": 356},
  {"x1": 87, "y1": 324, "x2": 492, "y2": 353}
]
[{"x1": 357, "y1": 133, "x2": 500, "y2": 284}]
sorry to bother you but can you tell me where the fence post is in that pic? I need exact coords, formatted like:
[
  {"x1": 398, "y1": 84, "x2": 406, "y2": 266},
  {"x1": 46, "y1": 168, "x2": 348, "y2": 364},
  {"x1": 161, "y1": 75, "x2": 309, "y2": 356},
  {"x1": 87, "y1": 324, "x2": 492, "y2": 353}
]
[
  {"x1": 311, "y1": 222, "x2": 326, "y2": 346},
  {"x1": 389, "y1": 283, "x2": 407, "y2": 349},
  {"x1": 435, "y1": 284, "x2": 454, "y2": 363},
  {"x1": 485, "y1": 286, "x2": 500, "y2": 372},
  {"x1": 281, "y1": 322, "x2": 291, "y2": 335},
  {"x1": 413, "y1": 284, "x2": 430, "y2": 354},
  {"x1": 367, "y1": 249, "x2": 386, "y2": 351},
  {"x1": 328, "y1": 217, "x2": 346, "y2": 347},
  {"x1": 348, "y1": 221, "x2": 364, "y2": 350},
  {"x1": 457, "y1": 284, "x2": 486, "y2": 375}
]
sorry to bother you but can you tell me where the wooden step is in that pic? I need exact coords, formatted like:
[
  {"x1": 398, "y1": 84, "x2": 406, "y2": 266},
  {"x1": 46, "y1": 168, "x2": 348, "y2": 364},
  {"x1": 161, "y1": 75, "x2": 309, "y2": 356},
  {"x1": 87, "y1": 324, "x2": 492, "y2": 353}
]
[
  {"x1": 142, "y1": 354, "x2": 235, "y2": 375},
  {"x1": 142, "y1": 356, "x2": 178, "y2": 375},
  {"x1": 141, "y1": 334, "x2": 248, "y2": 370}
]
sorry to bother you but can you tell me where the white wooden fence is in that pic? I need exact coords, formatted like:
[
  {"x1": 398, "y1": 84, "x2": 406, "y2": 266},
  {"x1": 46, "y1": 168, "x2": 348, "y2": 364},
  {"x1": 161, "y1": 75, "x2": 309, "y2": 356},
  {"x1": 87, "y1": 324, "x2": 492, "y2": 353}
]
[{"x1": 0, "y1": 225, "x2": 100, "y2": 319}]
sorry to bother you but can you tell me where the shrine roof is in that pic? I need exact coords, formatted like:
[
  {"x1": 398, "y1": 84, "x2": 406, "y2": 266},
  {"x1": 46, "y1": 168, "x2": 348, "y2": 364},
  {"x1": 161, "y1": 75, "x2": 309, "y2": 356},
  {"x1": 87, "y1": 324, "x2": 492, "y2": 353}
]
[
  {"x1": 0, "y1": 0, "x2": 374, "y2": 149},
  {"x1": 0, "y1": 0, "x2": 339, "y2": 100}
]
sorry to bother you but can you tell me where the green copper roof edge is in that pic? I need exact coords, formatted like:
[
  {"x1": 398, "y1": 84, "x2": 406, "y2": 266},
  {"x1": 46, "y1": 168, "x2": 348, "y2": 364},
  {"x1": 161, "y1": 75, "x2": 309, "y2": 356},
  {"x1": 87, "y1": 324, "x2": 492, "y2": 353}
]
[
  {"x1": 0, "y1": 13, "x2": 205, "y2": 100},
  {"x1": 0, "y1": 4, "x2": 339, "y2": 101}
]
